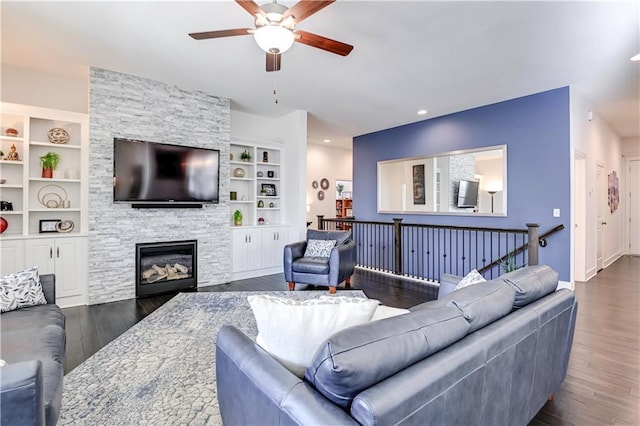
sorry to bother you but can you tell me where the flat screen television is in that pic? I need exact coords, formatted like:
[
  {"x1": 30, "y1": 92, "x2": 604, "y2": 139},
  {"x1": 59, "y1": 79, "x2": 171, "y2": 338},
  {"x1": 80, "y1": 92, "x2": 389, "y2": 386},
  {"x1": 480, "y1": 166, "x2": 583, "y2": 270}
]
[
  {"x1": 113, "y1": 138, "x2": 220, "y2": 204},
  {"x1": 457, "y1": 179, "x2": 479, "y2": 208}
]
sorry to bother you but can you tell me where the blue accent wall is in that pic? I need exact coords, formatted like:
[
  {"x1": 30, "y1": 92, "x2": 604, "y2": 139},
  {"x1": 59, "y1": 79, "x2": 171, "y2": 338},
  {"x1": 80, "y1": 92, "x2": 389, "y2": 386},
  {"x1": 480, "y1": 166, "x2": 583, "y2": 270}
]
[{"x1": 353, "y1": 87, "x2": 571, "y2": 280}]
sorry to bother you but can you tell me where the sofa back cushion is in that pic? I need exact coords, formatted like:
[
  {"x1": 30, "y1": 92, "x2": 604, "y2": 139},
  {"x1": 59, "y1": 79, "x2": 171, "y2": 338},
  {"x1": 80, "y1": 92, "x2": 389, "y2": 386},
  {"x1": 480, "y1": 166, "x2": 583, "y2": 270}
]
[
  {"x1": 305, "y1": 305, "x2": 470, "y2": 409},
  {"x1": 307, "y1": 229, "x2": 351, "y2": 246},
  {"x1": 501, "y1": 265, "x2": 559, "y2": 308},
  {"x1": 435, "y1": 279, "x2": 516, "y2": 333}
]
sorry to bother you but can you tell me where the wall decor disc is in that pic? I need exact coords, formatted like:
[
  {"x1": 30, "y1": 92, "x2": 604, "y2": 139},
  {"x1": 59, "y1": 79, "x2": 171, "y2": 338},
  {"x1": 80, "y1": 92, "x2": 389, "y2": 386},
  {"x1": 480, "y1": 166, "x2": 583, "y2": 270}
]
[
  {"x1": 320, "y1": 178, "x2": 330, "y2": 190},
  {"x1": 56, "y1": 220, "x2": 75, "y2": 233},
  {"x1": 312, "y1": 180, "x2": 319, "y2": 189},
  {"x1": 233, "y1": 167, "x2": 245, "y2": 178},
  {"x1": 317, "y1": 190, "x2": 325, "y2": 201}
]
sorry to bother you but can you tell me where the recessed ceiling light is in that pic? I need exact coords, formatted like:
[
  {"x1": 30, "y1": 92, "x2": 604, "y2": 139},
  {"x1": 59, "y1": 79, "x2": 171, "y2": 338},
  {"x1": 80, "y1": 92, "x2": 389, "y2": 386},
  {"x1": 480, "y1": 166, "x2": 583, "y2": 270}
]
[
  {"x1": 631, "y1": 53, "x2": 640, "y2": 61},
  {"x1": 417, "y1": 109, "x2": 428, "y2": 115},
  {"x1": 323, "y1": 139, "x2": 331, "y2": 143}
]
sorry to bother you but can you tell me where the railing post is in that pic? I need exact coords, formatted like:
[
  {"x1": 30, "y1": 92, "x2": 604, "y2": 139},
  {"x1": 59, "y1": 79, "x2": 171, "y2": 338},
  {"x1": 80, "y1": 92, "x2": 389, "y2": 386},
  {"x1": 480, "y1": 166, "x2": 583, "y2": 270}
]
[
  {"x1": 526, "y1": 223, "x2": 540, "y2": 266},
  {"x1": 317, "y1": 215, "x2": 325, "y2": 230},
  {"x1": 393, "y1": 218, "x2": 403, "y2": 275}
]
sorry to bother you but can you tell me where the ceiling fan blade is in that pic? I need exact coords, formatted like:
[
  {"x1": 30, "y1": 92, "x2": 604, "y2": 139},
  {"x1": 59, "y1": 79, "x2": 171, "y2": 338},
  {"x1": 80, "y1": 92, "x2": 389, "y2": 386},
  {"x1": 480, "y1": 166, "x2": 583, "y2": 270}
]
[
  {"x1": 189, "y1": 28, "x2": 252, "y2": 40},
  {"x1": 284, "y1": 0, "x2": 334, "y2": 24},
  {"x1": 235, "y1": 0, "x2": 266, "y2": 18},
  {"x1": 266, "y1": 52, "x2": 282, "y2": 72},
  {"x1": 294, "y1": 30, "x2": 353, "y2": 56}
]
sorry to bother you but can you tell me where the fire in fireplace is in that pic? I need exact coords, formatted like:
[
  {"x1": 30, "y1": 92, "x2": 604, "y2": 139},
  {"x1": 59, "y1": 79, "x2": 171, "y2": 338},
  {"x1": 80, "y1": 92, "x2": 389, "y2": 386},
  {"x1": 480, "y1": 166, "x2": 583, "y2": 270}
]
[{"x1": 135, "y1": 240, "x2": 197, "y2": 297}]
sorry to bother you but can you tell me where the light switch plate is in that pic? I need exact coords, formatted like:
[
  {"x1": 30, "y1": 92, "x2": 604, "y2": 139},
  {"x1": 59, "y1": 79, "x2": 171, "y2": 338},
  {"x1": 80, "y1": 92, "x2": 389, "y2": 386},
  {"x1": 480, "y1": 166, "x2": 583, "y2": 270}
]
[{"x1": 553, "y1": 208, "x2": 560, "y2": 218}]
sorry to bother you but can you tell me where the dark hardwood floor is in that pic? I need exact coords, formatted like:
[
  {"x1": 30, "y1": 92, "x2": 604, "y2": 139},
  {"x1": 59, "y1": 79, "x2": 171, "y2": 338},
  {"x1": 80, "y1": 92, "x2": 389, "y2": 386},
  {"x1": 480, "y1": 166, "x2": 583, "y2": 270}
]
[{"x1": 63, "y1": 257, "x2": 639, "y2": 425}]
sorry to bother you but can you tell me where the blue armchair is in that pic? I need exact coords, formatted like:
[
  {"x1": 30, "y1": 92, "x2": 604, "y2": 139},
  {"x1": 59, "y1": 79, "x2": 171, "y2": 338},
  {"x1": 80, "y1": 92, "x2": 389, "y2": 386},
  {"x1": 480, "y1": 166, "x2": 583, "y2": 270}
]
[{"x1": 284, "y1": 229, "x2": 356, "y2": 294}]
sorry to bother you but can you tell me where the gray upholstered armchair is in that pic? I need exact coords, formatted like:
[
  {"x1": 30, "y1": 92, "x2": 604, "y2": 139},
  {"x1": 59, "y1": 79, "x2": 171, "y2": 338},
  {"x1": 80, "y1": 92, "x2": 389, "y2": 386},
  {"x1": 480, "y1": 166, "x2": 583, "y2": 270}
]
[{"x1": 284, "y1": 229, "x2": 356, "y2": 294}]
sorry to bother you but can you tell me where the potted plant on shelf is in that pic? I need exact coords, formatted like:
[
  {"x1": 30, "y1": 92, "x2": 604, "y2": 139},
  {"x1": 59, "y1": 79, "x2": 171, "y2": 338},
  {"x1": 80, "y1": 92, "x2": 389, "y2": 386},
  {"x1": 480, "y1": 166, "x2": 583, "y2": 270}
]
[
  {"x1": 233, "y1": 209, "x2": 243, "y2": 226},
  {"x1": 40, "y1": 152, "x2": 61, "y2": 178},
  {"x1": 240, "y1": 150, "x2": 252, "y2": 162}
]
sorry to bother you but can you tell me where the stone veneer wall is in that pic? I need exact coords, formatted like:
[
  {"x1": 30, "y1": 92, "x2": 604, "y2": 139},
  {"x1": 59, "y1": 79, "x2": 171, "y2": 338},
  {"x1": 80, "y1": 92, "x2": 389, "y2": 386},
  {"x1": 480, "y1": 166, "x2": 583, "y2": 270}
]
[{"x1": 88, "y1": 68, "x2": 230, "y2": 304}]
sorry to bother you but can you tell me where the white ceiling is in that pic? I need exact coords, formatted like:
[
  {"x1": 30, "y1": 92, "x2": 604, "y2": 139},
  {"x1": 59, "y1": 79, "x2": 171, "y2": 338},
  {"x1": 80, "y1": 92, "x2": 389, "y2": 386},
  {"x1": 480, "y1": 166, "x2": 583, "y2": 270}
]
[{"x1": 2, "y1": 1, "x2": 638, "y2": 149}]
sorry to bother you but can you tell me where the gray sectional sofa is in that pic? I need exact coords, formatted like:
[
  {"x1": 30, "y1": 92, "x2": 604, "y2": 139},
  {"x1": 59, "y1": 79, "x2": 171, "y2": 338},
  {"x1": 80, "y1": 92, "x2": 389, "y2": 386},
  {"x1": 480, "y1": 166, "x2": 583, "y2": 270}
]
[
  {"x1": 216, "y1": 265, "x2": 577, "y2": 425},
  {"x1": 0, "y1": 274, "x2": 66, "y2": 426}
]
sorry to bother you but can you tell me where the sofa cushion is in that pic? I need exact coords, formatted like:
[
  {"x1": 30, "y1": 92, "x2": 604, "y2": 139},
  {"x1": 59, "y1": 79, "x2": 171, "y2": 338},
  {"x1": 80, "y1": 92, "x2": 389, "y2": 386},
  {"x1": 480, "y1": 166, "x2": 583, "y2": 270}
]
[
  {"x1": 307, "y1": 229, "x2": 351, "y2": 246},
  {"x1": 437, "y1": 279, "x2": 516, "y2": 333},
  {"x1": 306, "y1": 305, "x2": 470, "y2": 409},
  {"x1": 0, "y1": 304, "x2": 65, "y2": 331},
  {"x1": 0, "y1": 267, "x2": 47, "y2": 313},
  {"x1": 304, "y1": 239, "x2": 336, "y2": 258},
  {"x1": 1, "y1": 324, "x2": 66, "y2": 365},
  {"x1": 248, "y1": 295, "x2": 379, "y2": 378},
  {"x1": 501, "y1": 265, "x2": 559, "y2": 308},
  {"x1": 292, "y1": 257, "x2": 330, "y2": 274}
]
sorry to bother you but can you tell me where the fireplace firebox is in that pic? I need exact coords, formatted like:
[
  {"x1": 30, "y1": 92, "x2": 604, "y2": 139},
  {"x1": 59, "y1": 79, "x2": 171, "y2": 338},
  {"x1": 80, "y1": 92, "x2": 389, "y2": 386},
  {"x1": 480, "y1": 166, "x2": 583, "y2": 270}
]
[{"x1": 135, "y1": 240, "x2": 197, "y2": 297}]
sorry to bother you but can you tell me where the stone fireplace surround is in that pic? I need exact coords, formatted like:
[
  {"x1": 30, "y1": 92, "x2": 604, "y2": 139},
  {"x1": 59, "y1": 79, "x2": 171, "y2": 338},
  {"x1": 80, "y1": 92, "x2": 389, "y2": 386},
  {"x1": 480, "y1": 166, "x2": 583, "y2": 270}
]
[{"x1": 88, "y1": 67, "x2": 231, "y2": 305}]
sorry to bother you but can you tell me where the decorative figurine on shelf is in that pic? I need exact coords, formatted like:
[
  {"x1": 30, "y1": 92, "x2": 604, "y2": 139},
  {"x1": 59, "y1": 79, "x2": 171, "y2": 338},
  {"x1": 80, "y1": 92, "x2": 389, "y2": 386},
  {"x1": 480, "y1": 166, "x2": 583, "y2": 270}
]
[
  {"x1": 263, "y1": 151, "x2": 268, "y2": 163},
  {"x1": 257, "y1": 200, "x2": 264, "y2": 208},
  {"x1": 258, "y1": 217, "x2": 265, "y2": 225},
  {"x1": 6, "y1": 144, "x2": 20, "y2": 161},
  {"x1": 5, "y1": 128, "x2": 19, "y2": 137}
]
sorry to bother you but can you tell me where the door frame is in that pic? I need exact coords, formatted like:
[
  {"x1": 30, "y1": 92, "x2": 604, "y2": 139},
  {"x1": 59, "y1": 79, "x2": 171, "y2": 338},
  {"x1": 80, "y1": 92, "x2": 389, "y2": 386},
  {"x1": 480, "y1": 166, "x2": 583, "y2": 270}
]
[
  {"x1": 596, "y1": 162, "x2": 605, "y2": 272},
  {"x1": 573, "y1": 152, "x2": 587, "y2": 282},
  {"x1": 624, "y1": 155, "x2": 640, "y2": 255}
]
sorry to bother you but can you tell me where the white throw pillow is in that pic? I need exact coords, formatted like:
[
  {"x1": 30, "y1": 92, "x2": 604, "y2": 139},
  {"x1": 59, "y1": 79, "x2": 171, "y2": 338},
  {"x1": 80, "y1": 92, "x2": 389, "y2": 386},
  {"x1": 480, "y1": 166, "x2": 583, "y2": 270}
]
[
  {"x1": 371, "y1": 305, "x2": 411, "y2": 321},
  {"x1": 455, "y1": 269, "x2": 487, "y2": 290},
  {"x1": 248, "y1": 295, "x2": 379, "y2": 377},
  {"x1": 0, "y1": 266, "x2": 47, "y2": 313},
  {"x1": 304, "y1": 239, "x2": 337, "y2": 258}
]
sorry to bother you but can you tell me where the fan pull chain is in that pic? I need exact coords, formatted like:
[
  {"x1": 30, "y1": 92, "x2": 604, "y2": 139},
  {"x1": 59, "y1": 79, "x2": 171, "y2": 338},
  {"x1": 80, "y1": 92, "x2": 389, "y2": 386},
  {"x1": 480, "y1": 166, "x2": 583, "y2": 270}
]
[{"x1": 272, "y1": 71, "x2": 279, "y2": 104}]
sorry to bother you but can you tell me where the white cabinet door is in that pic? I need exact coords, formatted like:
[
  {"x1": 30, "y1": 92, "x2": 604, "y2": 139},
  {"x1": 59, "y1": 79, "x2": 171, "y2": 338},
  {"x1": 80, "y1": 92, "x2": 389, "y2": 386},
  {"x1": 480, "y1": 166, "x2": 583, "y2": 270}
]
[
  {"x1": 25, "y1": 238, "x2": 56, "y2": 275},
  {"x1": 25, "y1": 237, "x2": 86, "y2": 303},
  {"x1": 0, "y1": 240, "x2": 25, "y2": 276},
  {"x1": 261, "y1": 227, "x2": 288, "y2": 269},
  {"x1": 54, "y1": 238, "x2": 85, "y2": 298},
  {"x1": 231, "y1": 228, "x2": 262, "y2": 272}
]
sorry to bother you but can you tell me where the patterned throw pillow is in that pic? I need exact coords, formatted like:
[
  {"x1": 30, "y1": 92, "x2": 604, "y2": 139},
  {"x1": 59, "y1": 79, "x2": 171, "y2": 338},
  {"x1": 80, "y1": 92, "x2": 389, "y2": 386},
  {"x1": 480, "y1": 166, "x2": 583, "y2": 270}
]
[
  {"x1": 455, "y1": 269, "x2": 487, "y2": 290},
  {"x1": 304, "y1": 239, "x2": 337, "y2": 258},
  {"x1": 0, "y1": 266, "x2": 47, "y2": 313}
]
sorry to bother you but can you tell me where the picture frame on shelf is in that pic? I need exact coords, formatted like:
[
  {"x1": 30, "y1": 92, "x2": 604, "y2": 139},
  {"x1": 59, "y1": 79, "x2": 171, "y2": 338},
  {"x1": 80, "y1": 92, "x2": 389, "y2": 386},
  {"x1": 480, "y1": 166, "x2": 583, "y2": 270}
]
[
  {"x1": 261, "y1": 183, "x2": 277, "y2": 196},
  {"x1": 39, "y1": 219, "x2": 60, "y2": 233}
]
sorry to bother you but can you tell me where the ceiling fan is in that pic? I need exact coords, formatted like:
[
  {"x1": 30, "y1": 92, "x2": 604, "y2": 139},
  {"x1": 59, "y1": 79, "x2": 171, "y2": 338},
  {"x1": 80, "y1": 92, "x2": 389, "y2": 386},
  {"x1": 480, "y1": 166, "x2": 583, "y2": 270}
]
[{"x1": 189, "y1": 0, "x2": 353, "y2": 72}]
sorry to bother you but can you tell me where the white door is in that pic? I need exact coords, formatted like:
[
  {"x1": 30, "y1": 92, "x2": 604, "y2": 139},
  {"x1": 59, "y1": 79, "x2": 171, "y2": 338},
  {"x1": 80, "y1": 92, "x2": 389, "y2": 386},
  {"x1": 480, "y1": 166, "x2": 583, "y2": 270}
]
[
  {"x1": 25, "y1": 238, "x2": 56, "y2": 275},
  {"x1": 629, "y1": 159, "x2": 640, "y2": 254},
  {"x1": 596, "y1": 164, "x2": 605, "y2": 271},
  {"x1": 54, "y1": 238, "x2": 84, "y2": 298}
]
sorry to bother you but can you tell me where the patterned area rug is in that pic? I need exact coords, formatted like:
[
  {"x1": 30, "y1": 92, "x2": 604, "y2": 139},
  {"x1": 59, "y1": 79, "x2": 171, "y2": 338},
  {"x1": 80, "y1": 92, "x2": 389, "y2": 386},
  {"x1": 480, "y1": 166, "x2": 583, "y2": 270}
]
[{"x1": 59, "y1": 290, "x2": 366, "y2": 425}]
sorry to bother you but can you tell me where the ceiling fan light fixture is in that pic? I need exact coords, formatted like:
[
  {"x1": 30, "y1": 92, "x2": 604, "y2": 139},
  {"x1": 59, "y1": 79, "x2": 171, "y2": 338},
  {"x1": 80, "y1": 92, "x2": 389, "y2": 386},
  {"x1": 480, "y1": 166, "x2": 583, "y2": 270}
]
[{"x1": 254, "y1": 25, "x2": 295, "y2": 54}]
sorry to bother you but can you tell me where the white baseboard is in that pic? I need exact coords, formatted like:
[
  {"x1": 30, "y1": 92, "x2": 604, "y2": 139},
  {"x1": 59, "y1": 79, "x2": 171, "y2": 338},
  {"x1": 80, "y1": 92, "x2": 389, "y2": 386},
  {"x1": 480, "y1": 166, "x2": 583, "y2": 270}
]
[
  {"x1": 604, "y1": 251, "x2": 623, "y2": 268},
  {"x1": 585, "y1": 266, "x2": 597, "y2": 282}
]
